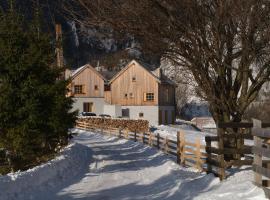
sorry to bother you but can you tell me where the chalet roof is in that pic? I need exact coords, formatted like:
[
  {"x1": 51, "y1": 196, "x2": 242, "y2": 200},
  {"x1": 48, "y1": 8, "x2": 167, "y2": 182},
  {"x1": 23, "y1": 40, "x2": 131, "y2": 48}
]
[
  {"x1": 109, "y1": 59, "x2": 176, "y2": 86},
  {"x1": 70, "y1": 64, "x2": 106, "y2": 81}
]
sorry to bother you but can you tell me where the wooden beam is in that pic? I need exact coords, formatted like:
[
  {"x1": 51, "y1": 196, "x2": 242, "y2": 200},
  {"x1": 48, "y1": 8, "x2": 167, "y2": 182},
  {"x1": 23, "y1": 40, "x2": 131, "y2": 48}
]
[
  {"x1": 252, "y1": 128, "x2": 270, "y2": 138},
  {"x1": 218, "y1": 122, "x2": 270, "y2": 128},
  {"x1": 253, "y1": 164, "x2": 270, "y2": 179},
  {"x1": 252, "y1": 146, "x2": 270, "y2": 159}
]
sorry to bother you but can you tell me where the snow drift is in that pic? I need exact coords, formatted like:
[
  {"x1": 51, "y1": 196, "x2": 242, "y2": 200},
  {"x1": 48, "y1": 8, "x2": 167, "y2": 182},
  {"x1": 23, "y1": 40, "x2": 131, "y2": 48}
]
[{"x1": 0, "y1": 143, "x2": 91, "y2": 200}]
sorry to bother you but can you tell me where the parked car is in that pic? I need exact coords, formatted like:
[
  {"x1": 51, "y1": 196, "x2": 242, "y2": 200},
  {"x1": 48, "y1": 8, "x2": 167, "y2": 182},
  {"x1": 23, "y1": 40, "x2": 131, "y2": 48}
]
[
  {"x1": 99, "y1": 114, "x2": 111, "y2": 118},
  {"x1": 80, "y1": 112, "x2": 97, "y2": 117}
]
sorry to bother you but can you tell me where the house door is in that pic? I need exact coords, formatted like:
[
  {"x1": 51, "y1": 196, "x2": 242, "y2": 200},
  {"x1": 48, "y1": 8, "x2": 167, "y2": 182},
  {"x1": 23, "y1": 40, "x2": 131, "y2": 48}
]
[
  {"x1": 165, "y1": 110, "x2": 168, "y2": 124},
  {"x1": 83, "y1": 102, "x2": 93, "y2": 112},
  {"x1": 159, "y1": 110, "x2": 162, "y2": 125},
  {"x1": 171, "y1": 110, "x2": 175, "y2": 124}
]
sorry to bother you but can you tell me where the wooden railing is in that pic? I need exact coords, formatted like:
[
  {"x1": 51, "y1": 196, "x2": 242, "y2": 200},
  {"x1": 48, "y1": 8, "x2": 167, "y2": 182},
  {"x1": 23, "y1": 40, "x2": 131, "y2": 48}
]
[
  {"x1": 76, "y1": 121, "x2": 207, "y2": 171},
  {"x1": 206, "y1": 129, "x2": 253, "y2": 180},
  {"x1": 252, "y1": 119, "x2": 270, "y2": 198},
  {"x1": 206, "y1": 121, "x2": 270, "y2": 180}
]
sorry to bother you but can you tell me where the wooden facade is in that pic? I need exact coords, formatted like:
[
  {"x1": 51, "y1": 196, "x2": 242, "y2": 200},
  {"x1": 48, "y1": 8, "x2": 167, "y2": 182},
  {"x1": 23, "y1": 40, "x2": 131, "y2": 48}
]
[
  {"x1": 68, "y1": 64, "x2": 105, "y2": 98},
  {"x1": 107, "y1": 61, "x2": 175, "y2": 106},
  {"x1": 68, "y1": 60, "x2": 176, "y2": 124}
]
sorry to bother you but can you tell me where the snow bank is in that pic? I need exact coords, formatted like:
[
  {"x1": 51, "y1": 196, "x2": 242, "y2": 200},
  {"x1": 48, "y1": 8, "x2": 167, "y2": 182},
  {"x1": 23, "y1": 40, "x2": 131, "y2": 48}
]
[
  {"x1": 152, "y1": 124, "x2": 214, "y2": 144},
  {"x1": 0, "y1": 143, "x2": 91, "y2": 200}
]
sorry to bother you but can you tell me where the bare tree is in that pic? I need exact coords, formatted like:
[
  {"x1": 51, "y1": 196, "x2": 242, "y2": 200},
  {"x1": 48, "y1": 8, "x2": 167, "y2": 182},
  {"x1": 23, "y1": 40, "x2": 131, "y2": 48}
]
[{"x1": 65, "y1": 0, "x2": 270, "y2": 125}]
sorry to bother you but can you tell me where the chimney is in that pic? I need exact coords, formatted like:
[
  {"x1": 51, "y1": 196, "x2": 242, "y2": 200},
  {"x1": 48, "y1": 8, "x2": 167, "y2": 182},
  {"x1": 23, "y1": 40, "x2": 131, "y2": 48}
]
[
  {"x1": 155, "y1": 67, "x2": 162, "y2": 78},
  {"x1": 65, "y1": 69, "x2": 72, "y2": 80}
]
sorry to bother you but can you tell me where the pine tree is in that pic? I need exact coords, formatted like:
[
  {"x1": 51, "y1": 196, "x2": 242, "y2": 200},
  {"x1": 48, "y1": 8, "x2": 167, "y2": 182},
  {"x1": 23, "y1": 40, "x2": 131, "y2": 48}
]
[{"x1": 0, "y1": 4, "x2": 76, "y2": 172}]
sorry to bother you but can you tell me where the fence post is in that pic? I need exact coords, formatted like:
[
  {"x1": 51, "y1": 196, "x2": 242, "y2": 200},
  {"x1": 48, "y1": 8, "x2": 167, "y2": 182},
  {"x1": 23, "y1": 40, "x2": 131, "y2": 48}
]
[
  {"x1": 125, "y1": 129, "x2": 128, "y2": 139},
  {"x1": 205, "y1": 136, "x2": 212, "y2": 174},
  {"x1": 218, "y1": 128, "x2": 225, "y2": 180},
  {"x1": 253, "y1": 119, "x2": 263, "y2": 186},
  {"x1": 134, "y1": 131, "x2": 137, "y2": 142},
  {"x1": 177, "y1": 131, "x2": 181, "y2": 164},
  {"x1": 157, "y1": 133, "x2": 160, "y2": 149},
  {"x1": 118, "y1": 128, "x2": 122, "y2": 138},
  {"x1": 84, "y1": 120, "x2": 87, "y2": 130},
  {"x1": 180, "y1": 131, "x2": 185, "y2": 166},
  {"x1": 195, "y1": 138, "x2": 202, "y2": 171},
  {"x1": 164, "y1": 136, "x2": 169, "y2": 154},
  {"x1": 149, "y1": 133, "x2": 153, "y2": 147},
  {"x1": 140, "y1": 132, "x2": 143, "y2": 143}
]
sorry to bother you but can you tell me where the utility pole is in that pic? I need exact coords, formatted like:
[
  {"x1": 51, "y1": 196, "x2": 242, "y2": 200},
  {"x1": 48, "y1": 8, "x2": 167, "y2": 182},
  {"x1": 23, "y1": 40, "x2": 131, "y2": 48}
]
[
  {"x1": 55, "y1": 24, "x2": 65, "y2": 80},
  {"x1": 55, "y1": 24, "x2": 64, "y2": 69}
]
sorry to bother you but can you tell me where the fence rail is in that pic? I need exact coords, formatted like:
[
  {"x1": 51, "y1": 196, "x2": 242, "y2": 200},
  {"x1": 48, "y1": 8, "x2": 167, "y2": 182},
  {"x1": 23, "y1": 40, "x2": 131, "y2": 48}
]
[
  {"x1": 252, "y1": 120, "x2": 270, "y2": 199},
  {"x1": 206, "y1": 125, "x2": 254, "y2": 180},
  {"x1": 76, "y1": 121, "x2": 206, "y2": 171}
]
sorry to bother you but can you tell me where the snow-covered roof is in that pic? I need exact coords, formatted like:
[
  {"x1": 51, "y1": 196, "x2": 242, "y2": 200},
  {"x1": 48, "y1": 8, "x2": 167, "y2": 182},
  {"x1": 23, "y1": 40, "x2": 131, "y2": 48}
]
[{"x1": 70, "y1": 64, "x2": 106, "y2": 81}]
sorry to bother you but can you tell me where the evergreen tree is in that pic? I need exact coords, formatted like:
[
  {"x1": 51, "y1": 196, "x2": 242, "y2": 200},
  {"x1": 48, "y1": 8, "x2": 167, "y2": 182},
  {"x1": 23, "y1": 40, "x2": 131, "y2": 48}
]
[{"x1": 0, "y1": 4, "x2": 76, "y2": 172}]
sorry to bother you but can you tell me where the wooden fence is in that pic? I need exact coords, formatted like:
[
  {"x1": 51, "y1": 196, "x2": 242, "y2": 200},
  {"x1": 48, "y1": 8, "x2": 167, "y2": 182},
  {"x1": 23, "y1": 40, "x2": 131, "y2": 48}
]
[
  {"x1": 206, "y1": 121, "x2": 270, "y2": 180},
  {"x1": 252, "y1": 119, "x2": 270, "y2": 198},
  {"x1": 76, "y1": 121, "x2": 207, "y2": 171}
]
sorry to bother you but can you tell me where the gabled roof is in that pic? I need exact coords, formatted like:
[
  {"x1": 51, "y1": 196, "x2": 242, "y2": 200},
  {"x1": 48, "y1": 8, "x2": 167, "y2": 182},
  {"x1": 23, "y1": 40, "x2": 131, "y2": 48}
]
[
  {"x1": 109, "y1": 59, "x2": 176, "y2": 86},
  {"x1": 70, "y1": 64, "x2": 106, "y2": 81},
  {"x1": 109, "y1": 60, "x2": 162, "y2": 84}
]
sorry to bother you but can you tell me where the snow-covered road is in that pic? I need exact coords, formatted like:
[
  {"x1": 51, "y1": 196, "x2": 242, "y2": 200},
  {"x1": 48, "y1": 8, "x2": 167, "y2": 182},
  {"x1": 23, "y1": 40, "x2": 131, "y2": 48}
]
[
  {"x1": 39, "y1": 129, "x2": 205, "y2": 200},
  {"x1": 0, "y1": 129, "x2": 266, "y2": 200}
]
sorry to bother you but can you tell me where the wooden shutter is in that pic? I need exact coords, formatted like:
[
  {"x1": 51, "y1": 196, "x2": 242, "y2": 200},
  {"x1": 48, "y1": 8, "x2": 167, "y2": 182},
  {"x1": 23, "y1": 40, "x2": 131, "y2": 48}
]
[
  {"x1": 143, "y1": 93, "x2": 147, "y2": 101},
  {"x1": 83, "y1": 103, "x2": 88, "y2": 112},
  {"x1": 82, "y1": 85, "x2": 86, "y2": 94},
  {"x1": 71, "y1": 82, "x2": 75, "y2": 95}
]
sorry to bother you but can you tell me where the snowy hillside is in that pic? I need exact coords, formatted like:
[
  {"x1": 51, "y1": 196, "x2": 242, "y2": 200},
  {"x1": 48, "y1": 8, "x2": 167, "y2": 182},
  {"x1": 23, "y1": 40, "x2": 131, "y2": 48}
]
[{"x1": 0, "y1": 129, "x2": 266, "y2": 200}]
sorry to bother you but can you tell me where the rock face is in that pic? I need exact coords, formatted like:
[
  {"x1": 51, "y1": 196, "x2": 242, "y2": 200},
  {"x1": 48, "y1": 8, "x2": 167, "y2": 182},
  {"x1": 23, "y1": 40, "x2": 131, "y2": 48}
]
[{"x1": 1, "y1": 0, "x2": 159, "y2": 69}]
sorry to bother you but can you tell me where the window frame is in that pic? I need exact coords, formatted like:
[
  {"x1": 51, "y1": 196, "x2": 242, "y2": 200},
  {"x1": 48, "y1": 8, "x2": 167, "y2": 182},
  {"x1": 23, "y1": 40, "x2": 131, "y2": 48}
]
[
  {"x1": 74, "y1": 85, "x2": 84, "y2": 94},
  {"x1": 144, "y1": 92, "x2": 155, "y2": 102}
]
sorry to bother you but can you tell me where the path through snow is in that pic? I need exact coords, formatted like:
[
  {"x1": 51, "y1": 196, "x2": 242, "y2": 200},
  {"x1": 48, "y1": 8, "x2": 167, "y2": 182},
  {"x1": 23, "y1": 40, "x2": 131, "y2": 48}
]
[{"x1": 0, "y1": 129, "x2": 266, "y2": 200}]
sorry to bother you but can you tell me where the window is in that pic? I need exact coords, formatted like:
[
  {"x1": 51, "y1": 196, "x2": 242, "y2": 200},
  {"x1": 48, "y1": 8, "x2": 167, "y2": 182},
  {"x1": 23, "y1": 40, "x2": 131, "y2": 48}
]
[
  {"x1": 132, "y1": 76, "x2": 136, "y2": 82},
  {"x1": 124, "y1": 93, "x2": 128, "y2": 98},
  {"x1": 94, "y1": 85, "x2": 98, "y2": 90},
  {"x1": 139, "y1": 112, "x2": 144, "y2": 117},
  {"x1": 105, "y1": 85, "x2": 111, "y2": 91},
  {"x1": 130, "y1": 93, "x2": 134, "y2": 98},
  {"x1": 83, "y1": 102, "x2": 93, "y2": 112},
  {"x1": 74, "y1": 85, "x2": 83, "y2": 94},
  {"x1": 144, "y1": 93, "x2": 154, "y2": 101}
]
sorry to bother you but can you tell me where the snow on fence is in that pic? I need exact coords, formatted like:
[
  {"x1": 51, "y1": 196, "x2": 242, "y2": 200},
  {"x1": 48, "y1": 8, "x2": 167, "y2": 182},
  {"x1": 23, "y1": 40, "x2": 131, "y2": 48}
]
[
  {"x1": 76, "y1": 121, "x2": 207, "y2": 171},
  {"x1": 252, "y1": 120, "x2": 270, "y2": 199}
]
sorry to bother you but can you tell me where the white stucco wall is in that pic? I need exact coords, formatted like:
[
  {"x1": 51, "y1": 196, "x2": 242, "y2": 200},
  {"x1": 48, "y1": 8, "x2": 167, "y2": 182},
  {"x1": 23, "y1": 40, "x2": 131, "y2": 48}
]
[
  {"x1": 71, "y1": 97, "x2": 105, "y2": 115},
  {"x1": 104, "y1": 105, "x2": 122, "y2": 118},
  {"x1": 121, "y1": 106, "x2": 159, "y2": 125}
]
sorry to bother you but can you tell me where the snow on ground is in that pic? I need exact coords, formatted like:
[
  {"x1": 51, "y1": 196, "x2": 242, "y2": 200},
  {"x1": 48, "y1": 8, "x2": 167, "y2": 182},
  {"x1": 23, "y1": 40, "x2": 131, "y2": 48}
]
[
  {"x1": 0, "y1": 143, "x2": 91, "y2": 200},
  {"x1": 151, "y1": 124, "x2": 214, "y2": 144},
  {"x1": 0, "y1": 129, "x2": 266, "y2": 200}
]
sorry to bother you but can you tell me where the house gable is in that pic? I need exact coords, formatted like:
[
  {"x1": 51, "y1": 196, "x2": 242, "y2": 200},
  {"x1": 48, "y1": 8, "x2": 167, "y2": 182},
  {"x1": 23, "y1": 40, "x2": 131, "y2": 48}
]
[
  {"x1": 71, "y1": 64, "x2": 105, "y2": 81},
  {"x1": 109, "y1": 60, "x2": 159, "y2": 106},
  {"x1": 70, "y1": 64, "x2": 105, "y2": 98},
  {"x1": 109, "y1": 60, "x2": 161, "y2": 85}
]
